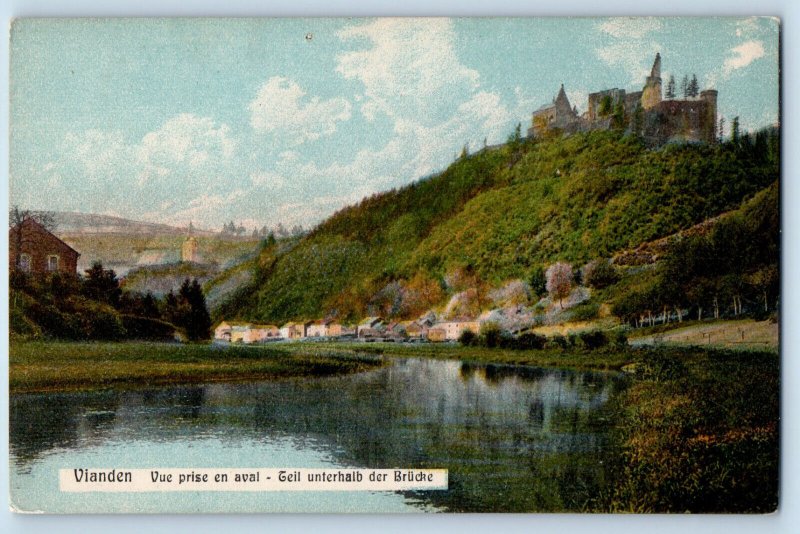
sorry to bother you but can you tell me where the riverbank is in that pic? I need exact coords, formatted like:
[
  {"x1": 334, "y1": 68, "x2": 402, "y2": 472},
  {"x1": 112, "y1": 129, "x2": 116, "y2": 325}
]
[
  {"x1": 599, "y1": 345, "x2": 779, "y2": 512},
  {"x1": 9, "y1": 341, "x2": 384, "y2": 394},
  {"x1": 281, "y1": 341, "x2": 633, "y2": 372}
]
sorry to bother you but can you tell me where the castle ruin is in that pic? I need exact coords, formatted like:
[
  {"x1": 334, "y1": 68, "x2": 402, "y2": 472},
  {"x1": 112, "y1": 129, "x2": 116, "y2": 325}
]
[{"x1": 528, "y1": 53, "x2": 718, "y2": 145}]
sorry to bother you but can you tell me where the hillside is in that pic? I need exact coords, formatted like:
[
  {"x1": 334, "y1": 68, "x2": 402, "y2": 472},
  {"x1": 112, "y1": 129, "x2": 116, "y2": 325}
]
[
  {"x1": 214, "y1": 129, "x2": 779, "y2": 324},
  {"x1": 42, "y1": 211, "x2": 214, "y2": 236}
]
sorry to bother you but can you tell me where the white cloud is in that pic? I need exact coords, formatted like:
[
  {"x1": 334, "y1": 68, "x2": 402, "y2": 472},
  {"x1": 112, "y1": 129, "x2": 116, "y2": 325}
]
[
  {"x1": 723, "y1": 40, "x2": 766, "y2": 75},
  {"x1": 136, "y1": 114, "x2": 236, "y2": 184},
  {"x1": 248, "y1": 76, "x2": 352, "y2": 145},
  {"x1": 63, "y1": 129, "x2": 133, "y2": 182},
  {"x1": 595, "y1": 41, "x2": 662, "y2": 86},
  {"x1": 336, "y1": 18, "x2": 480, "y2": 124},
  {"x1": 598, "y1": 17, "x2": 662, "y2": 39},
  {"x1": 595, "y1": 18, "x2": 662, "y2": 86}
]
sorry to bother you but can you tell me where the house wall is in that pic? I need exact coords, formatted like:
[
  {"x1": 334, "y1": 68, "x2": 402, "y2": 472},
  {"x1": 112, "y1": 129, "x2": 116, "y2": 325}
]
[{"x1": 9, "y1": 219, "x2": 80, "y2": 275}]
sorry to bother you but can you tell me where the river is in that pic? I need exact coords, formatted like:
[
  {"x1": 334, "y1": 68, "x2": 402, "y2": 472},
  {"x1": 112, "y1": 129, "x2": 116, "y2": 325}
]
[{"x1": 9, "y1": 357, "x2": 622, "y2": 513}]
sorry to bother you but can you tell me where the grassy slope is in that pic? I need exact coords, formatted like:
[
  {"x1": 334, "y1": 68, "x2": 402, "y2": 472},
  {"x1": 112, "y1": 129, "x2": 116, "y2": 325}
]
[{"x1": 216, "y1": 130, "x2": 778, "y2": 323}]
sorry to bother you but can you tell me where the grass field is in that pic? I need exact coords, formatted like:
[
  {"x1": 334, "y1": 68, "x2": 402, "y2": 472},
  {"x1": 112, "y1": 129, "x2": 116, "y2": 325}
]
[
  {"x1": 9, "y1": 341, "x2": 383, "y2": 394},
  {"x1": 628, "y1": 319, "x2": 778, "y2": 351}
]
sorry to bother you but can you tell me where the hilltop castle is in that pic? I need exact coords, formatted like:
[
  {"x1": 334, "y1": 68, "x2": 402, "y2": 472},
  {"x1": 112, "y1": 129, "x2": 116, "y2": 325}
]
[{"x1": 528, "y1": 53, "x2": 718, "y2": 145}]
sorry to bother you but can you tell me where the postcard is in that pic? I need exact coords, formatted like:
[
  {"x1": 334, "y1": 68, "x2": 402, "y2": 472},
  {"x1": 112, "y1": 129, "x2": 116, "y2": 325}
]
[{"x1": 8, "y1": 17, "x2": 779, "y2": 514}]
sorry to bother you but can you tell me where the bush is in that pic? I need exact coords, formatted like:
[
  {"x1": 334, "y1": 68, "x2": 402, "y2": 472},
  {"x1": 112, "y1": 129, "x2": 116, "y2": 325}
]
[
  {"x1": 514, "y1": 332, "x2": 547, "y2": 350},
  {"x1": 583, "y1": 260, "x2": 620, "y2": 289},
  {"x1": 480, "y1": 322, "x2": 503, "y2": 348},
  {"x1": 548, "y1": 334, "x2": 568, "y2": 349},
  {"x1": 458, "y1": 329, "x2": 478, "y2": 346},
  {"x1": 577, "y1": 330, "x2": 609, "y2": 350},
  {"x1": 72, "y1": 300, "x2": 126, "y2": 340},
  {"x1": 121, "y1": 315, "x2": 178, "y2": 341}
]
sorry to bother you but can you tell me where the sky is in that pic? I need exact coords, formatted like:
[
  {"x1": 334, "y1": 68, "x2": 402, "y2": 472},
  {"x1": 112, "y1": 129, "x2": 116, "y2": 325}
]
[{"x1": 9, "y1": 17, "x2": 780, "y2": 232}]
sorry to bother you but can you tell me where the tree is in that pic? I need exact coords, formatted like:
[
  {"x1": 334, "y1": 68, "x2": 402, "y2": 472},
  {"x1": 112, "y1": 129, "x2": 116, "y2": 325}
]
[
  {"x1": 583, "y1": 260, "x2": 619, "y2": 289},
  {"x1": 460, "y1": 143, "x2": 469, "y2": 159},
  {"x1": 546, "y1": 262, "x2": 573, "y2": 309},
  {"x1": 174, "y1": 278, "x2": 212, "y2": 341},
  {"x1": 665, "y1": 75, "x2": 676, "y2": 100},
  {"x1": 681, "y1": 75, "x2": 689, "y2": 98},
  {"x1": 507, "y1": 122, "x2": 522, "y2": 145},
  {"x1": 718, "y1": 116, "x2": 726, "y2": 141},
  {"x1": 688, "y1": 74, "x2": 699, "y2": 97},
  {"x1": 732, "y1": 116, "x2": 741, "y2": 143},
  {"x1": 82, "y1": 262, "x2": 121, "y2": 307},
  {"x1": 529, "y1": 265, "x2": 547, "y2": 298}
]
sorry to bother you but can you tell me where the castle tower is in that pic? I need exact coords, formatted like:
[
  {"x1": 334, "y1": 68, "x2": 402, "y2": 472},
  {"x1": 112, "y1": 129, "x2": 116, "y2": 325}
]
[
  {"x1": 700, "y1": 89, "x2": 719, "y2": 143},
  {"x1": 641, "y1": 53, "x2": 662, "y2": 110},
  {"x1": 181, "y1": 236, "x2": 198, "y2": 263}
]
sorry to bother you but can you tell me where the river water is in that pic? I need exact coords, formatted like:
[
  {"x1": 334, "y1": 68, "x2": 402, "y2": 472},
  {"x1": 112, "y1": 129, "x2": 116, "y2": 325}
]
[{"x1": 9, "y1": 357, "x2": 622, "y2": 513}]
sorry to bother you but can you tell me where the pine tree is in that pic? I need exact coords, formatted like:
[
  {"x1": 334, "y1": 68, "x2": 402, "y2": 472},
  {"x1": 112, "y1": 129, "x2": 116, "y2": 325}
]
[
  {"x1": 718, "y1": 116, "x2": 725, "y2": 141},
  {"x1": 666, "y1": 75, "x2": 676, "y2": 100},
  {"x1": 732, "y1": 116, "x2": 740, "y2": 143},
  {"x1": 175, "y1": 278, "x2": 211, "y2": 341},
  {"x1": 688, "y1": 74, "x2": 699, "y2": 97},
  {"x1": 681, "y1": 75, "x2": 689, "y2": 98}
]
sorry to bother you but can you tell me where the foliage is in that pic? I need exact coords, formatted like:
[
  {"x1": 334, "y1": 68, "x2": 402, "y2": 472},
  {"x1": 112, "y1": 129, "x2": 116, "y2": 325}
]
[
  {"x1": 82, "y1": 262, "x2": 122, "y2": 306},
  {"x1": 546, "y1": 262, "x2": 573, "y2": 309},
  {"x1": 165, "y1": 279, "x2": 212, "y2": 341},
  {"x1": 603, "y1": 347, "x2": 778, "y2": 512},
  {"x1": 458, "y1": 329, "x2": 478, "y2": 346},
  {"x1": 120, "y1": 315, "x2": 177, "y2": 341},
  {"x1": 582, "y1": 259, "x2": 619, "y2": 289}
]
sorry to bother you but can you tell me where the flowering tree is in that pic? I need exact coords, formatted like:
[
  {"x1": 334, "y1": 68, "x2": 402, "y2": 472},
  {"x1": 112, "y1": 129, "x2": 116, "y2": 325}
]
[{"x1": 546, "y1": 262, "x2": 573, "y2": 309}]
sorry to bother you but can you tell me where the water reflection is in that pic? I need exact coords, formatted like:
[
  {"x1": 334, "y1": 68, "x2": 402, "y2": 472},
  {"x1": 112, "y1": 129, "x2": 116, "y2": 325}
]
[{"x1": 10, "y1": 357, "x2": 621, "y2": 512}]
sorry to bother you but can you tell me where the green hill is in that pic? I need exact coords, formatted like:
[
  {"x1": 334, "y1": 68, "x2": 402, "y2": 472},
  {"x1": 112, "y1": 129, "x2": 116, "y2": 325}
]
[{"x1": 214, "y1": 129, "x2": 779, "y2": 324}]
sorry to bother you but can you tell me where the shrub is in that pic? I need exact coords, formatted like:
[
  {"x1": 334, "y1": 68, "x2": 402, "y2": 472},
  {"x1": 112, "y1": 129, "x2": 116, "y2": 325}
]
[
  {"x1": 480, "y1": 322, "x2": 503, "y2": 348},
  {"x1": 577, "y1": 330, "x2": 609, "y2": 350},
  {"x1": 458, "y1": 329, "x2": 478, "y2": 346},
  {"x1": 582, "y1": 259, "x2": 620, "y2": 289},
  {"x1": 121, "y1": 315, "x2": 178, "y2": 341},
  {"x1": 514, "y1": 332, "x2": 547, "y2": 350},
  {"x1": 548, "y1": 334, "x2": 568, "y2": 349}
]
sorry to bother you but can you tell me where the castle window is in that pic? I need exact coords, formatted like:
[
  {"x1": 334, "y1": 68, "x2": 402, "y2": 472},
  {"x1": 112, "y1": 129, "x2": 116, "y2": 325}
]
[
  {"x1": 19, "y1": 253, "x2": 31, "y2": 272},
  {"x1": 47, "y1": 255, "x2": 59, "y2": 272}
]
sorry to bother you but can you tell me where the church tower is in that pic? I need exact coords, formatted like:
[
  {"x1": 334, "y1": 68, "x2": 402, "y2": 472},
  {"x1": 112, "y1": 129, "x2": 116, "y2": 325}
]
[{"x1": 641, "y1": 53, "x2": 662, "y2": 110}]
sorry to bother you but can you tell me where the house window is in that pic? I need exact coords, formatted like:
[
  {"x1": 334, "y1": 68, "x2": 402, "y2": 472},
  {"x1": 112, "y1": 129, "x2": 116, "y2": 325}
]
[
  {"x1": 47, "y1": 255, "x2": 59, "y2": 272},
  {"x1": 19, "y1": 253, "x2": 31, "y2": 272}
]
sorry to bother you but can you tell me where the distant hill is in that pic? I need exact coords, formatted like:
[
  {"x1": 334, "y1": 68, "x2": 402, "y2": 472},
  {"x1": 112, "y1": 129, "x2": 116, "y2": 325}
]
[
  {"x1": 207, "y1": 128, "x2": 779, "y2": 325},
  {"x1": 40, "y1": 211, "x2": 215, "y2": 236}
]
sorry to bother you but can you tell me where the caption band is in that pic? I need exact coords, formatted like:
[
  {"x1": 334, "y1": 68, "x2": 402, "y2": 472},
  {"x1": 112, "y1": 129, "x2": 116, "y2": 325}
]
[{"x1": 60, "y1": 468, "x2": 448, "y2": 492}]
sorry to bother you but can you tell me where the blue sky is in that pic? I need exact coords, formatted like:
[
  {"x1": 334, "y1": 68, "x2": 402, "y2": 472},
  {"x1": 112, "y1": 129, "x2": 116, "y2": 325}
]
[{"x1": 9, "y1": 17, "x2": 779, "y2": 232}]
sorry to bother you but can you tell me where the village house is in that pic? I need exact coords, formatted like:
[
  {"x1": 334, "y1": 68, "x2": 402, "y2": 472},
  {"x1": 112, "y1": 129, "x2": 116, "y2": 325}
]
[
  {"x1": 427, "y1": 327, "x2": 447, "y2": 342},
  {"x1": 306, "y1": 319, "x2": 343, "y2": 338},
  {"x1": 9, "y1": 217, "x2": 80, "y2": 276},
  {"x1": 402, "y1": 320, "x2": 428, "y2": 339},
  {"x1": 431, "y1": 319, "x2": 481, "y2": 341},
  {"x1": 214, "y1": 321, "x2": 280, "y2": 344},
  {"x1": 279, "y1": 322, "x2": 307, "y2": 340},
  {"x1": 242, "y1": 324, "x2": 280, "y2": 343},
  {"x1": 357, "y1": 317, "x2": 384, "y2": 338}
]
